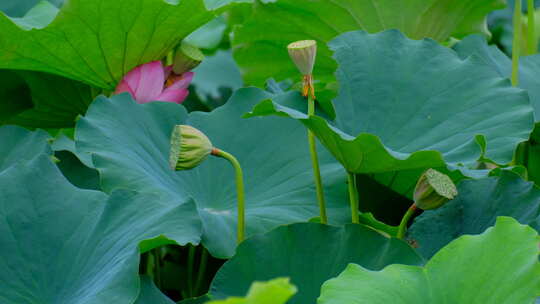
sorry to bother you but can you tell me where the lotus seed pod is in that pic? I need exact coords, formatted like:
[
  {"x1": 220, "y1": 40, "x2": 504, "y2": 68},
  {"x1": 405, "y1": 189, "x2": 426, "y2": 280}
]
[
  {"x1": 169, "y1": 125, "x2": 213, "y2": 171},
  {"x1": 173, "y1": 41, "x2": 205, "y2": 75},
  {"x1": 287, "y1": 40, "x2": 317, "y2": 75},
  {"x1": 413, "y1": 169, "x2": 458, "y2": 210},
  {"x1": 475, "y1": 161, "x2": 498, "y2": 170}
]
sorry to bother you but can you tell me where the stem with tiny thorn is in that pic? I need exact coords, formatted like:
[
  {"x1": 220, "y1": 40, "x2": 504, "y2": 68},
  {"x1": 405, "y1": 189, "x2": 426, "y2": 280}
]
[
  {"x1": 347, "y1": 172, "x2": 360, "y2": 224},
  {"x1": 527, "y1": 0, "x2": 536, "y2": 54},
  {"x1": 512, "y1": 0, "x2": 522, "y2": 86},
  {"x1": 305, "y1": 77, "x2": 328, "y2": 224},
  {"x1": 397, "y1": 204, "x2": 417, "y2": 239},
  {"x1": 212, "y1": 148, "x2": 246, "y2": 243}
]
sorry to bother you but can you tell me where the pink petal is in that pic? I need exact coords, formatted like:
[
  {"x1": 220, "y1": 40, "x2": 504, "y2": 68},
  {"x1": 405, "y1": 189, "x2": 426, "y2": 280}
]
[
  {"x1": 121, "y1": 65, "x2": 142, "y2": 95},
  {"x1": 156, "y1": 88, "x2": 190, "y2": 104},
  {"x1": 132, "y1": 61, "x2": 165, "y2": 103},
  {"x1": 167, "y1": 72, "x2": 194, "y2": 90},
  {"x1": 114, "y1": 79, "x2": 135, "y2": 97}
]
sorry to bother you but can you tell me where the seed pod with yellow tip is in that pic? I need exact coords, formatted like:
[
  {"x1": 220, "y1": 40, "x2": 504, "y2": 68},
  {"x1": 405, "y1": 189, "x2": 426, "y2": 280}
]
[
  {"x1": 413, "y1": 169, "x2": 458, "y2": 210},
  {"x1": 287, "y1": 40, "x2": 317, "y2": 76},
  {"x1": 169, "y1": 125, "x2": 212, "y2": 171}
]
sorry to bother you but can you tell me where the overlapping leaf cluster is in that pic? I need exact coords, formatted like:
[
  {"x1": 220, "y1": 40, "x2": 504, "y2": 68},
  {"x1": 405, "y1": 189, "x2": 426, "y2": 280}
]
[{"x1": 2, "y1": 0, "x2": 540, "y2": 303}]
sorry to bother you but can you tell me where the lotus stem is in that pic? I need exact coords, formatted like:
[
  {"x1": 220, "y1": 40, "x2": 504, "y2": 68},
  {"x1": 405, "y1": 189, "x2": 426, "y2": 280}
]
[
  {"x1": 288, "y1": 41, "x2": 327, "y2": 223},
  {"x1": 515, "y1": 141, "x2": 530, "y2": 168},
  {"x1": 397, "y1": 204, "x2": 417, "y2": 239},
  {"x1": 212, "y1": 148, "x2": 246, "y2": 243},
  {"x1": 528, "y1": 0, "x2": 536, "y2": 54},
  {"x1": 187, "y1": 245, "x2": 196, "y2": 297},
  {"x1": 305, "y1": 76, "x2": 328, "y2": 224},
  {"x1": 512, "y1": 0, "x2": 522, "y2": 86},
  {"x1": 194, "y1": 247, "x2": 209, "y2": 295},
  {"x1": 151, "y1": 249, "x2": 162, "y2": 288},
  {"x1": 166, "y1": 50, "x2": 174, "y2": 66},
  {"x1": 347, "y1": 172, "x2": 360, "y2": 224}
]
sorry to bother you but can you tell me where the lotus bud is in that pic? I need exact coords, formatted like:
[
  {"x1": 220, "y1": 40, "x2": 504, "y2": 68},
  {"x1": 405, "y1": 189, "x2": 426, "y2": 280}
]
[
  {"x1": 173, "y1": 41, "x2": 205, "y2": 75},
  {"x1": 413, "y1": 169, "x2": 457, "y2": 210},
  {"x1": 287, "y1": 40, "x2": 317, "y2": 76},
  {"x1": 169, "y1": 125, "x2": 212, "y2": 171}
]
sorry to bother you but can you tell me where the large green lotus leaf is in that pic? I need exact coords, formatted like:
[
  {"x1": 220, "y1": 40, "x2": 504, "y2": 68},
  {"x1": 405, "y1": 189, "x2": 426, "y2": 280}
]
[
  {"x1": 0, "y1": 0, "x2": 39, "y2": 16},
  {"x1": 210, "y1": 223, "x2": 423, "y2": 304},
  {"x1": 232, "y1": 0, "x2": 505, "y2": 86},
  {"x1": 454, "y1": 34, "x2": 540, "y2": 121},
  {"x1": 318, "y1": 217, "x2": 540, "y2": 304},
  {"x1": 0, "y1": 0, "x2": 230, "y2": 89},
  {"x1": 0, "y1": 0, "x2": 63, "y2": 18},
  {"x1": 75, "y1": 90, "x2": 350, "y2": 258},
  {"x1": 0, "y1": 125, "x2": 51, "y2": 172},
  {"x1": 134, "y1": 276, "x2": 175, "y2": 304},
  {"x1": 0, "y1": 155, "x2": 201, "y2": 304},
  {"x1": 192, "y1": 50, "x2": 243, "y2": 103},
  {"x1": 6, "y1": 0, "x2": 59, "y2": 30},
  {"x1": 185, "y1": 16, "x2": 228, "y2": 50},
  {"x1": 51, "y1": 130, "x2": 101, "y2": 191},
  {"x1": 204, "y1": 0, "x2": 251, "y2": 10},
  {"x1": 0, "y1": 70, "x2": 33, "y2": 123},
  {"x1": 51, "y1": 131, "x2": 93, "y2": 166},
  {"x1": 247, "y1": 30, "x2": 534, "y2": 173},
  {"x1": 3, "y1": 71, "x2": 98, "y2": 128},
  {"x1": 409, "y1": 170, "x2": 540, "y2": 259},
  {"x1": 55, "y1": 150, "x2": 101, "y2": 190},
  {"x1": 206, "y1": 278, "x2": 297, "y2": 304}
]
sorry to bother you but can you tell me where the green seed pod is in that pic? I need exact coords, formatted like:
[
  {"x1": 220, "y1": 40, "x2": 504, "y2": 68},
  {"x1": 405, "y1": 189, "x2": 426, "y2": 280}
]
[
  {"x1": 413, "y1": 169, "x2": 458, "y2": 210},
  {"x1": 287, "y1": 40, "x2": 317, "y2": 75},
  {"x1": 169, "y1": 125, "x2": 212, "y2": 171},
  {"x1": 173, "y1": 41, "x2": 205, "y2": 75}
]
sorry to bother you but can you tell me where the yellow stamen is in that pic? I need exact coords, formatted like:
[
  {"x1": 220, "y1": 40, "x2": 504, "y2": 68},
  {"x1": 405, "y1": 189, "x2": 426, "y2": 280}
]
[
  {"x1": 166, "y1": 74, "x2": 182, "y2": 88},
  {"x1": 302, "y1": 74, "x2": 315, "y2": 99}
]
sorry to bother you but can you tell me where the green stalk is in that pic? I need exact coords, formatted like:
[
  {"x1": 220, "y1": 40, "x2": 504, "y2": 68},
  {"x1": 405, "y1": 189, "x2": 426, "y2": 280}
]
[
  {"x1": 212, "y1": 149, "x2": 246, "y2": 243},
  {"x1": 347, "y1": 172, "x2": 360, "y2": 224},
  {"x1": 524, "y1": 140, "x2": 530, "y2": 169},
  {"x1": 528, "y1": 0, "x2": 536, "y2": 54},
  {"x1": 307, "y1": 91, "x2": 328, "y2": 224},
  {"x1": 166, "y1": 50, "x2": 174, "y2": 66},
  {"x1": 397, "y1": 204, "x2": 417, "y2": 239},
  {"x1": 181, "y1": 290, "x2": 188, "y2": 300},
  {"x1": 194, "y1": 247, "x2": 209, "y2": 295},
  {"x1": 187, "y1": 245, "x2": 196, "y2": 298},
  {"x1": 515, "y1": 141, "x2": 531, "y2": 169},
  {"x1": 512, "y1": 0, "x2": 522, "y2": 86},
  {"x1": 153, "y1": 248, "x2": 162, "y2": 289},
  {"x1": 141, "y1": 252, "x2": 150, "y2": 276}
]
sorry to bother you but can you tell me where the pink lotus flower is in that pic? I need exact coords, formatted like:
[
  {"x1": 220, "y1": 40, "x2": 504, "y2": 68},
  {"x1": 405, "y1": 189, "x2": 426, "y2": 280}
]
[{"x1": 114, "y1": 61, "x2": 194, "y2": 104}]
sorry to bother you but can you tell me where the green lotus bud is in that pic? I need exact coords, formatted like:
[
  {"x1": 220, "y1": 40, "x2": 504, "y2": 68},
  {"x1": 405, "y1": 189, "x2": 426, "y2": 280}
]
[
  {"x1": 173, "y1": 41, "x2": 205, "y2": 74},
  {"x1": 413, "y1": 169, "x2": 458, "y2": 210},
  {"x1": 287, "y1": 40, "x2": 317, "y2": 75},
  {"x1": 169, "y1": 125, "x2": 212, "y2": 171}
]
